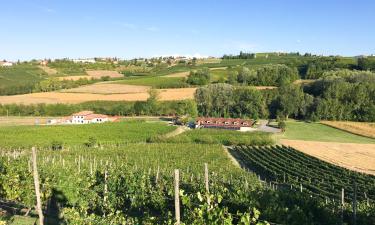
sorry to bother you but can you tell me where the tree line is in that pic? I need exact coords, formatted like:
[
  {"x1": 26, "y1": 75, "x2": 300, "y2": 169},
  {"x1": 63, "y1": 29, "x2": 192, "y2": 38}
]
[
  {"x1": 194, "y1": 69, "x2": 375, "y2": 122},
  {"x1": 0, "y1": 99, "x2": 197, "y2": 117}
]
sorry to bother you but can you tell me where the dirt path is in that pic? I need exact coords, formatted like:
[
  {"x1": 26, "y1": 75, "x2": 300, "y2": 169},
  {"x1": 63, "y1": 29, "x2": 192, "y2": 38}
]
[
  {"x1": 39, "y1": 66, "x2": 57, "y2": 75},
  {"x1": 222, "y1": 146, "x2": 241, "y2": 168},
  {"x1": 281, "y1": 139, "x2": 375, "y2": 175},
  {"x1": 163, "y1": 126, "x2": 189, "y2": 138}
]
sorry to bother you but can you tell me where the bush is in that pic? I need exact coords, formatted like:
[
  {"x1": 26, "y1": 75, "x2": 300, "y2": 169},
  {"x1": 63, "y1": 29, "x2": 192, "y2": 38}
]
[
  {"x1": 84, "y1": 136, "x2": 97, "y2": 147},
  {"x1": 278, "y1": 121, "x2": 286, "y2": 132},
  {"x1": 51, "y1": 140, "x2": 63, "y2": 150}
]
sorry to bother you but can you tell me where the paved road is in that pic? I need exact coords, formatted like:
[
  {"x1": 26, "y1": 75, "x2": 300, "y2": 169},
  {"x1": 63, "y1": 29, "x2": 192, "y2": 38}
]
[{"x1": 256, "y1": 120, "x2": 281, "y2": 133}]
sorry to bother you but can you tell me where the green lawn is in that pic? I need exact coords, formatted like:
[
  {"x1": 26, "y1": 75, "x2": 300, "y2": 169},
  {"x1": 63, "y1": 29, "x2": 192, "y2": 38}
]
[
  {"x1": 154, "y1": 128, "x2": 274, "y2": 146},
  {"x1": 0, "y1": 121, "x2": 175, "y2": 148},
  {"x1": 280, "y1": 121, "x2": 375, "y2": 144},
  {"x1": 113, "y1": 76, "x2": 188, "y2": 88}
]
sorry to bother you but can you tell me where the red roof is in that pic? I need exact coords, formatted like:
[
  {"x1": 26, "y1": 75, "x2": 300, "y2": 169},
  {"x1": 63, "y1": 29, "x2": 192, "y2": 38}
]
[
  {"x1": 84, "y1": 114, "x2": 108, "y2": 120},
  {"x1": 196, "y1": 117, "x2": 254, "y2": 128},
  {"x1": 72, "y1": 111, "x2": 94, "y2": 116}
]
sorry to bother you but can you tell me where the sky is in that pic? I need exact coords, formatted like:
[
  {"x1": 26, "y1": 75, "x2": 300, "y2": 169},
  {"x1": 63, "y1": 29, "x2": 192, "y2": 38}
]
[{"x1": 1, "y1": 0, "x2": 375, "y2": 60}]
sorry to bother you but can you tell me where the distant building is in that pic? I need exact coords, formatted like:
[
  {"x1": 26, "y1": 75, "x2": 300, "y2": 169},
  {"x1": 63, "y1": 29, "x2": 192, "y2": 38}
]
[
  {"x1": 196, "y1": 117, "x2": 255, "y2": 131},
  {"x1": 73, "y1": 58, "x2": 96, "y2": 63},
  {"x1": 0, "y1": 61, "x2": 13, "y2": 67},
  {"x1": 40, "y1": 60, "x2": 48, "y2": 66},
  {"x1": 47, "y1": 111, "x2": 121, "y2": 125}
]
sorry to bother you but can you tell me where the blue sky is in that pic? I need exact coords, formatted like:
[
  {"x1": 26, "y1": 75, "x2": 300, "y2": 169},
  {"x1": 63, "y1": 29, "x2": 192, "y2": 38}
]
[{"x1": 1, "y1": 0, "x2": 375, "y2": 60}]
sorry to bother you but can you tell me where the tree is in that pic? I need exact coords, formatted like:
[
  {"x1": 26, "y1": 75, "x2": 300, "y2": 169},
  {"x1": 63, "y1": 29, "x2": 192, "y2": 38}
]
[{"x1": 187, "y1": 68, "x2": 211, "y2": 85}]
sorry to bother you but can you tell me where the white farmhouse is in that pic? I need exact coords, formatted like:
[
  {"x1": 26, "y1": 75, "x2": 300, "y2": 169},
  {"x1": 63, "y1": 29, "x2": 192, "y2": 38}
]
[
  {"x1": 0, "y1": 61, "x2": 13, "y2": 67},
  {"x1": 70, "y1": 111, "x2": 109, "y2": 124}
]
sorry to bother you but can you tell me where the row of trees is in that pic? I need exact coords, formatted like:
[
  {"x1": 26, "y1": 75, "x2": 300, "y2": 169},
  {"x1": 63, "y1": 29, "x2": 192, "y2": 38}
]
[
  {"x1": 0, "y1": 99, "x2": 198, "y2": 117},
  {"x1": 195, "y1": 69, "x2": 375, "y2": 122}
]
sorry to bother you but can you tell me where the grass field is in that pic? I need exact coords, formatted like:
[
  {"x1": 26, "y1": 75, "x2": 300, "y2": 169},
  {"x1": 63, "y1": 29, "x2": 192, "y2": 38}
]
[
  {"x1": 114, "y1": 76, "x2": 188, "y2": 88},
  {"x1": 0, "y1": 121, "x2": 175, "y2": 148},
  {"x1": 0, "y1": 64, "x2": 46, "y2": 89},
  {"x1": 155, "y1": 128, "x2": 274, "y2": 146},
  {"x1": 321, "y1": 121, "x2": 375, "y2": 139},
  {"x1": 279, "y1": 121, "x2": 375, "y2": 144}
]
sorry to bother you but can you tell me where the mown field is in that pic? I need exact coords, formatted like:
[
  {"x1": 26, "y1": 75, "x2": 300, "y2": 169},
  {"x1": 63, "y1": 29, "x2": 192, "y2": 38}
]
[
  {"x1": 321, "y1": 121, "x2": 375, "y2": 139},
  {"x1": 154, "y1": 128, "x2": 274, "y2": 146},
  {"x1": 113, "y1": 76, "x2": 188, "y2": 88},
  {"x1": 280, "y1": 121, "x2": 375, "y2": 144}
]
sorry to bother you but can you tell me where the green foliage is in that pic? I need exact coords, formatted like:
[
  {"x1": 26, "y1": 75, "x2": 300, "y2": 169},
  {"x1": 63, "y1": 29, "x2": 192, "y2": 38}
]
[
  {"x1": 237, "y1": 64, "x2": 299, "y2": 86},
  {"x1": 187, "y1": 68, "x2": 211, "y2": 85},
  {"x1": 0, "y1": 100, "x2": 198, "y2": 117},
  {"x1": 278, "y1": 121, "x2": 286, "y2": 131},
  {"x1": 195, "y1": 84, "x2": 268, "y2": 118}
]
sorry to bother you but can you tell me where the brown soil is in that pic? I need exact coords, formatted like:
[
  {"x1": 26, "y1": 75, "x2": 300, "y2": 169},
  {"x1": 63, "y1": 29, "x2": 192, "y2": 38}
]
[
  {"x1": 164, "y1": 72, "x2": 190, "y2": 78},
  {"x1": 280, "y1": 139, "x2": 375, "y2": 175}
]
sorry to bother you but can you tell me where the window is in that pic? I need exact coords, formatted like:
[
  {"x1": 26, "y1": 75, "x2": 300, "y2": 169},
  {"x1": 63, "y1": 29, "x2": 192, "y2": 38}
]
[
  {"x1": 234, "y1": 122, "x2": 239, "y2": 125},
  {"x1": 225, "y1": 122, "x2": 230, "y2": 125},
  {"x1": 206, "y1": 121, "x2": 211, "y2": 124},
  {"x1": 242, "y1": 122, "x2": 248, "y2": 125}
]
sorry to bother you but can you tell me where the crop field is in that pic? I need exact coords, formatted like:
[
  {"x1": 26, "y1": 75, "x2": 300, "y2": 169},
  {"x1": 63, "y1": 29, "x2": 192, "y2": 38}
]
[
  {"x1": 0, "y1": 121, "x2": 175, "y2": 148},
  {"x1": 231, "y1": 145, "x2": 375, "y2": 201},
  {"x1": 60, "y1": 83, "x2": 150, "y2": 94},
  {"x1": 280, "y1": 139, "x2": 375, "y2": 175},
  {"x1": 114, "y1": 76, "x2": 188, "y2": 88},
  {"x1": 280, "y1": 121, "x2": 375, "y2": 144},
  {"x1": 0, "y1": 88, "x2": 196, "y2": 104},
  {"x1": 321, "y1": 121, "x2": 375, "y2": 139}
]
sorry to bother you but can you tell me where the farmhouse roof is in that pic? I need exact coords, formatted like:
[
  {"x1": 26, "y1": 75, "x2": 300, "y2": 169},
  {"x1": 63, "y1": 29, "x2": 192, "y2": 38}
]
[
  {"x1": 84, "y1": 114, "x2": 109, "y2": 120},
  {"x1": 72, "y1": 111, "x2": 95, "y2": 116},
  {"x1": 196, "y1": 117, "x2": 254, "y2": 127}
]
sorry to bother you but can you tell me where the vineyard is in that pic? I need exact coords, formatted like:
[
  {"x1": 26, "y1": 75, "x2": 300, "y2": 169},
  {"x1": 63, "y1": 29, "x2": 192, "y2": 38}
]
[
  {"x1": 230, "y1": 145, "x2": 375, "y2": 203},
  {"x1": 0, "y1": 122, "x2": 374, "y2": 224}
]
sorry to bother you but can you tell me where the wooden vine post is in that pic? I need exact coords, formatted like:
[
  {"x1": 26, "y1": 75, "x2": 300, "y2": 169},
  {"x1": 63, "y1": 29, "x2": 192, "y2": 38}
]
[
  {"x1": 341, "y1": 188, "x2": 344, "y2": 225},
  {"x1": 32, "y1": 147, "x2": 44, "y2": 225},
  {"x1": 174, "y1": 169, "x2": 180, "y2": 225},
  {"x1": 204, "y1": 163, "x2": 210, "y2": 206},
  {"x1": 352, "y1": 182, "x2": 357, "y2": 225}
]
